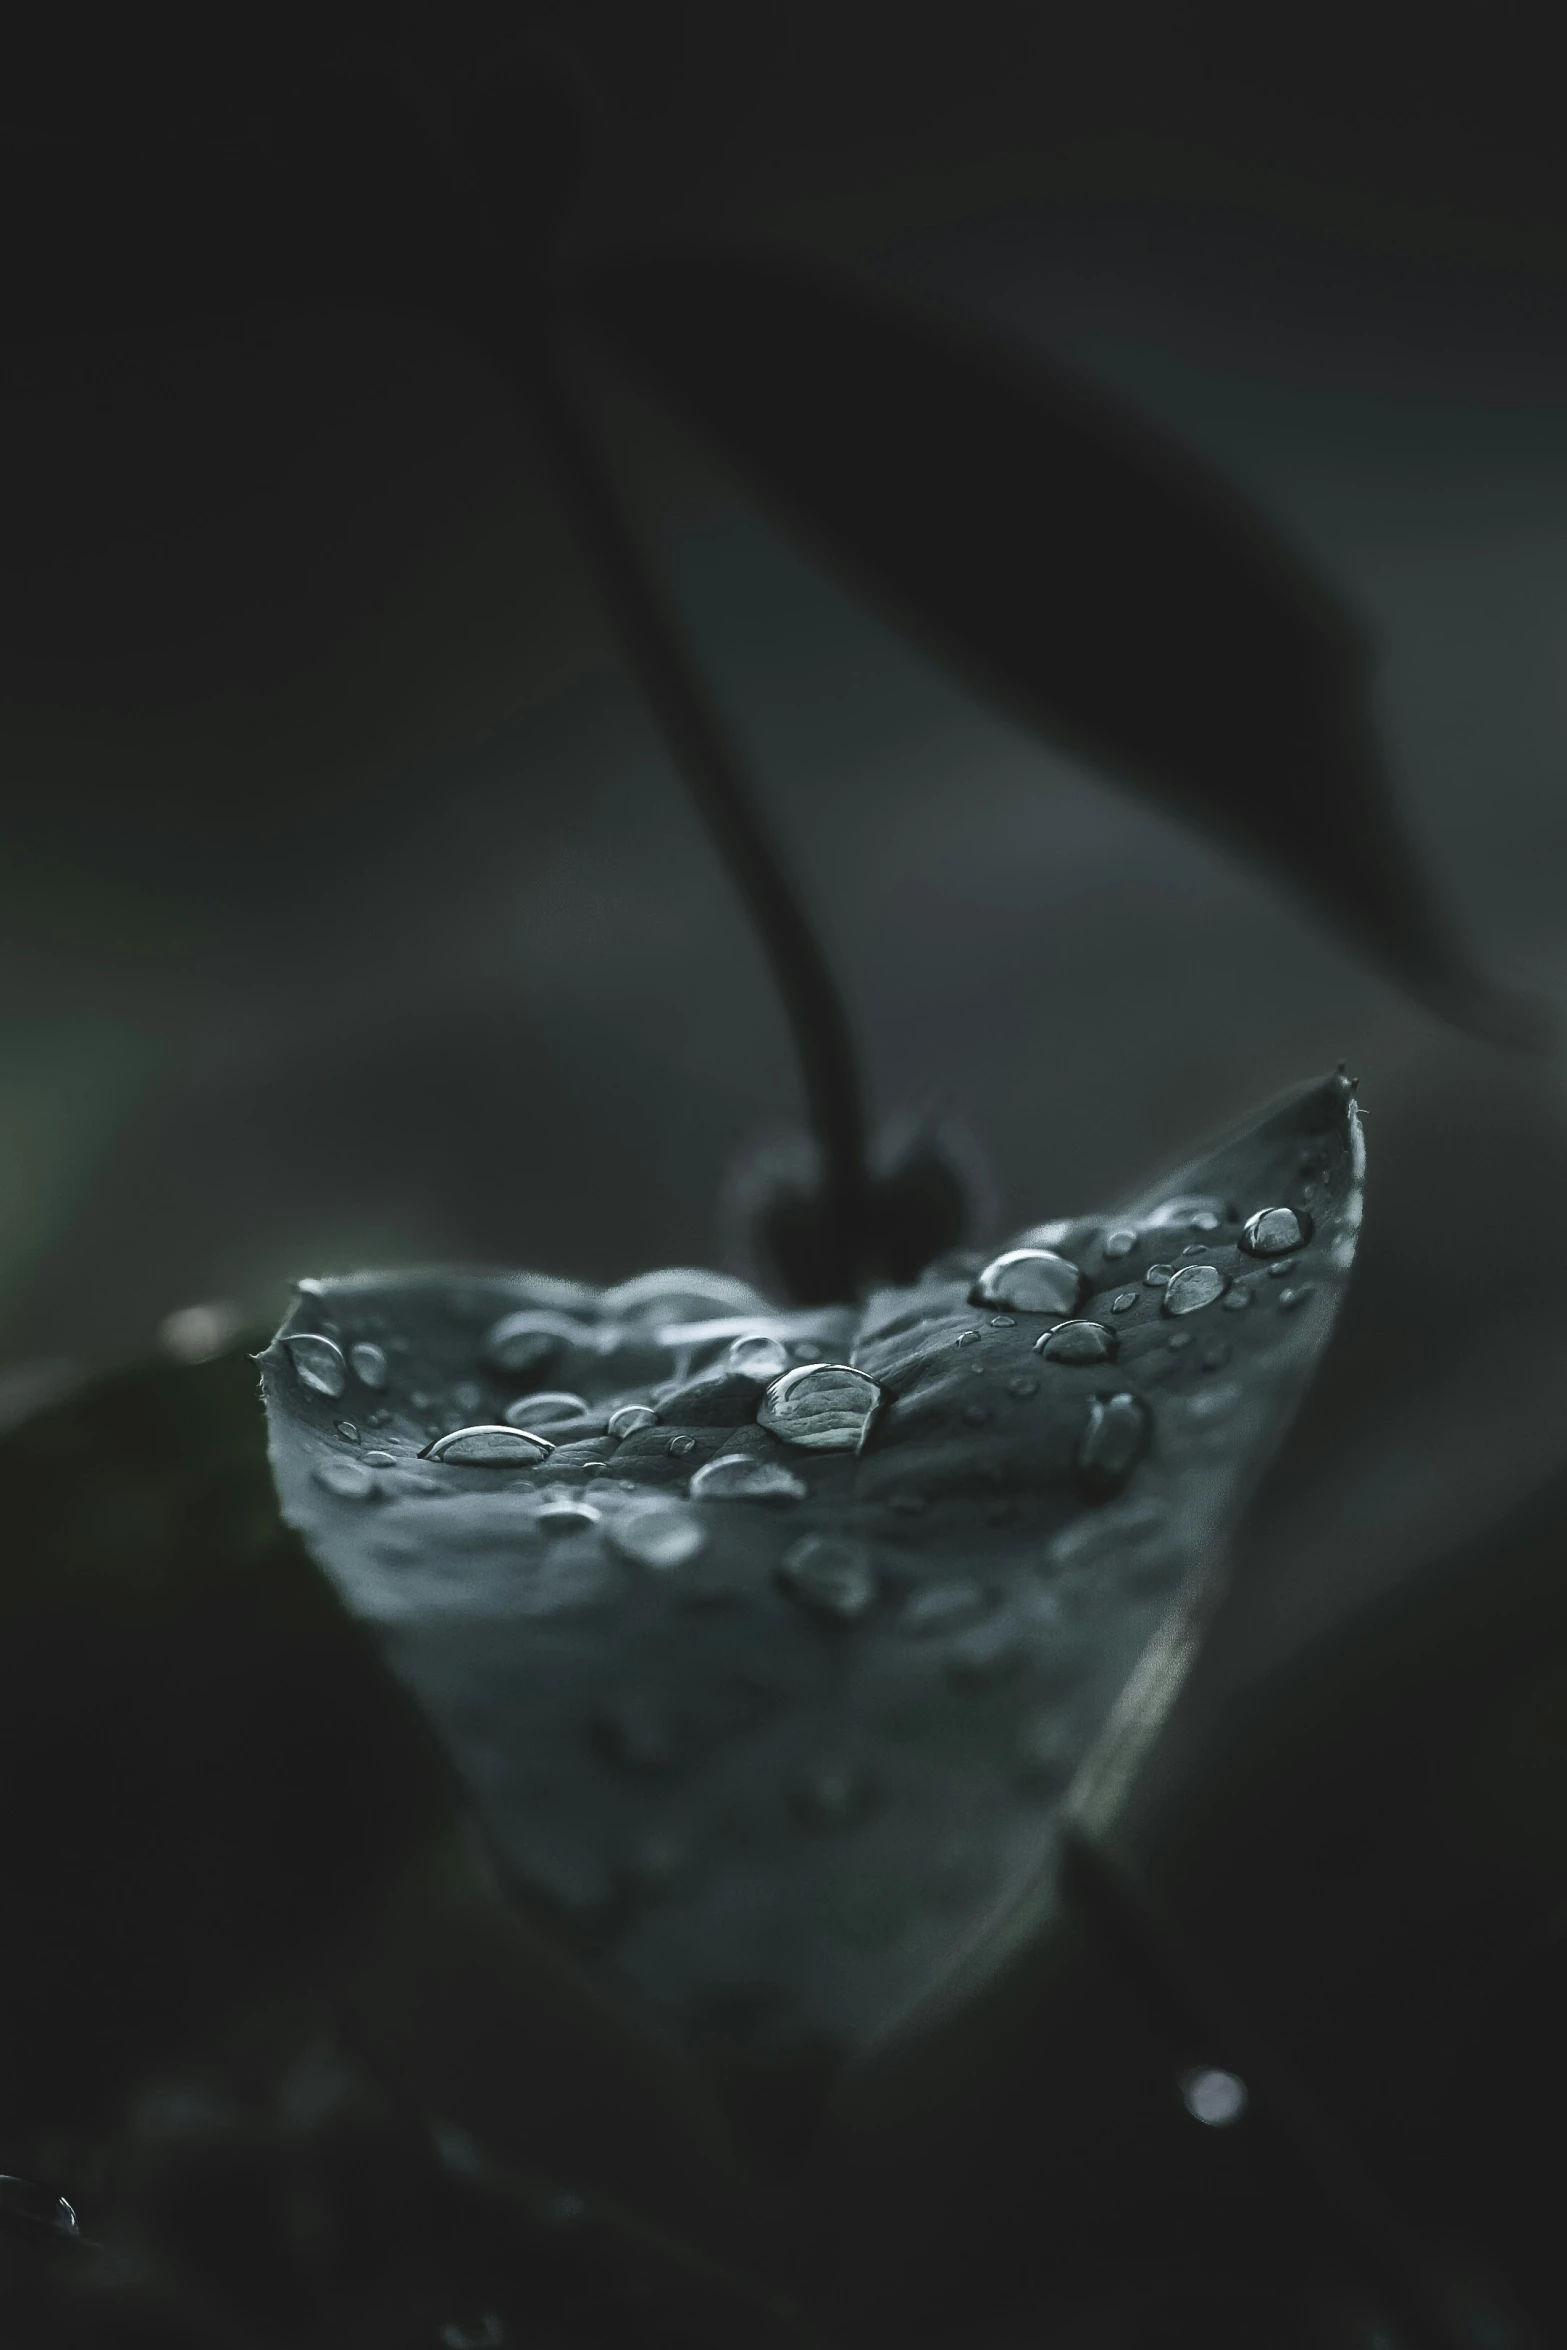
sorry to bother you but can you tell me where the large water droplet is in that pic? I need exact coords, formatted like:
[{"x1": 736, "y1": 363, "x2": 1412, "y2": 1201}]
[
  {"x1": 757, "y1": 1363, "x2": 882, "y2": 1452},
  {"x1": 1037, "y1": 1320, "x2": 1117, "y2": 1365},
  {"x1": 608, "y1": 1505, "x2": 707, "y2": 1569},
  {"x1": 1240, "y1": 1205, "x2": 1309, "y2": 1258},
  {"x1": 690, "y1": 1453, "x2": 808, "y2": 1502},
  {"x1": 777, "y1": 1535, "x2": 877, "y2": 1622},
  {"x1": 314, "y1": 1458, "x2": 376, "y2": 1501},
  {"x1": 282, "y1": 1333, "x2": 348, "y2": 1399},
  {"x1": 1076, "y1": 1392, "x2": 1151, "y2": 1499},
  {"x1": 608, "y1": 1403, "x2": 660, "y2": 1439},
  {"x1": 349, "y1": 1340, "x2": 388, "y2": 1390},
  {"x1": 727, "y1": 1332, "x2": 792, "y2": 1379},
  {"x1": 1162, "y1": 1264, "x2": 1226, "y2": 1316},
  {"x1": 969, "y1": 1248, "x2": 1084, "y2": 1316},
  {"x1": 503, "y1": 1390, "x2": 590, "y2": 1430},
  {"x1": 424, "y1": 1425, "x2": 555, "y2": 1466}
]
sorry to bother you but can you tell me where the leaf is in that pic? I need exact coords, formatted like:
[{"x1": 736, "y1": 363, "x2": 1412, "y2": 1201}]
[
  {"x1": 574, "y1": 249, "x2": 1522, "y2": 1035},
  {"x1": 260, "y1": 1072, "x2": 1365, "y2": 2165}
]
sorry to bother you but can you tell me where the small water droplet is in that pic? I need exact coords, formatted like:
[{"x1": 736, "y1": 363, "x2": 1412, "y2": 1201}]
[
  {"x1": 758, "y1": 1363, "x2": 882, "y2": 1452},
  {"x1": 1037, "y1": 1319, "x2": 1117, "y2": 1365},
  {"x1": 1188, "y1": 1209, "x2": 1221, "y2": 1233},
  {"x1": 451, "y1": 1381, "x2": 483, "y2": 1415},
  {"x1": 1111, "y1": 1289, "x2": 1139, "y2": 1313},
  {"x1": 1269, "y1": 1258, "x2": 1295, "y2": 1279},
  {"x1": 334, "y1": 1420, "x2": 360, "y2": 1443},
  {"x1": 988, "y1": 1314, "x2": 1016, "y2": 1329},
  {"x1": 1221, "y1": 1285, "x2": 1253, "y2": 1312},
  {"x1": 537, "y1": 1500, "x2": 601, "y2": 1535},
  {"x1": 608, "y1": 1403, "x2": 660, "y2": 1439},
  {"x1": 424, "y1": 1425, "x2": 554, "y2": 1466},
  {"x1": 955, "y1": 1329, "x2": 982, "y2": 1346},
  {"x1": 282, "y1": 1333, "x2": 348, "y2": 1399},
  {"x1": 1241, "y1": 1206, "x2": 1310, "y2": 1257},
  {"x1": 503, "y1": 1390, "x2": 590, "y2": 1430},
  {"x1": 900, "y1": 1579, "x2": 988, "y2": 1635},
  {"x1": 790, "y1": 1759, "x2": 878, "y2": 1831},
  {"x1": 778, "y1": 1534, "x2": 877, "y2": 1621},
  {"x1": 1278, "y1": 1284, "x2": 1314, "y2": 1312},
  {"x1": 1076, "y1": 1392, "x2": 1151, "y2": 1499},
  {"x1": 348, "y1": 1340, "x2": 388, "y2": 1390},
  {"x1": 609, "y1": 1505, "x2": 707, "y2": 1569},
  {"x1": 364, "y1": 1449, "x2": 397, "y2": 1467},
  {"x1": 1007, "y1": 1373, "x2": 1039, "y2": 1397},
  {"x1": 962, "y1": 1401, "x2": 991, "y2": 1424},
  {"x1": 1102, "y1": 1228, "x2": 1137, "y2": 1260},
  {"x1": 1180, "y1": 1241, "x2": 1210, "y2": 1256},
  {"x1": 1179, "y1": 2066, "x2": 1248, "y2": 2127},
  {"x1": 315, "y1": 1458, "x2": 376, "y2": 1500},
  {"x1": 594, "y1": 1691, "x2": 679, "y2": 1774},
  {"x1": 691, "y1": 1453, "x2": 807, "y2": 1502},
  {"x1": 1144, "y1": 1263, "x2": 1173, "y2": 1287},
  {"x1": 727, "y1": 1332, "x2": 792, "y2": 1379},
  {"x1": 1166, "y1": 1332, "x2": 1193, "y2": 1352},
  {"x1": 1162, "y1": 1264, "x2": 1226, "y2": 1316},
  {"x1": 970, "y1": 1248, "x2": 1085, "y2": 1316},
  {"x1": 668, "y1": 1434, "x2": 697, "y2": 1456},
  {"x1": 1187, "y1": 1382, "x2": 1241, "y2": 1422}
]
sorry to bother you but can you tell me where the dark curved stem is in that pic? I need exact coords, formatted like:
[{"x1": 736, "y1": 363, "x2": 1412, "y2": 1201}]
[{"x1": 508, "y1": 326, "x2": 872, "y2": 1289}]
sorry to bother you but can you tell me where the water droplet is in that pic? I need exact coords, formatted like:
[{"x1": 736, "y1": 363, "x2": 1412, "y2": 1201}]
[
  {"x1": 1166, "y1": 1332, "x2": 1193, "y2": 1352},
  {"x1": 988, "y1": 1314, "x2": 1016, "y2": 1329},
  {"x1": 1186, "y1": 1382, "x2": 1241, "y2": 1422},
  {"x1": 778, "y1": 1535, "x2": 877, "y2": 1622},
  {"x1": 727, "y1": 1332, "x2": 792, "y2": 1379},
  {"x1": 758, "y1": 1363, "x2": 882, "y2": 1452},
  {"x1": 314, "y1": 1458, "x2": 376, "y2": 1500},
  {"x1": 440, "y1": 2317, "x2": 508, "y2": 2350},
  {"x1": 1241, "y1": 1206, "x2": 1310, "y2": 1257},
  {"x1": 334, "y1": 1420, "x2": 360, "y2": 1443},
  {"x1": 668, "y1": 1434, "x2": 697, "y2": 1456},
  {"x1": 1144, "y1": 1263, "x2": 1173, "y2": 1287},
  {"x1": 159, "y1": 1299, "x2": 244, "y2": 1363},
  {"x1": 1103, "y1": 1228, "x2": 1137, "y2": 1260},
  {"x1": 970, "y1": 1248, "x2": 1085, "y2": 1316},
  {"x1": 1037, "y1": 1319, "x2": 1117, "y2": 1365},
  {"x1": 1147, "y1": 1194, "x2": 1230, "y2": 1231},
  {"x1": 582, "y1": 1460, "x2": 609, "y2": 1478},
  {"x1": 594, "y1": 1692, "x2": 679, "y2": 1774},
  {"x1": 1179, "y1": 2066, "x2": 1248, "y2": 2127},
  {"x1": 608, "y1": 1403, "x2": 659, "y2": 1439},
  {"x1": 962, "y1": 1401, "x2": 991, "y2": 1425},
  {"x1": 1076, "y1": 1392, "x2": 1151, "y2": 1499},
  {"x1": 900, "y1": 1579, "x2": 988, "y2": 1635},
  {"x1": 282, "y1": 1333, "x2": 348, "y2": 1399},
  {"x1": 0, "y1": 2172, "x2": 81, "y2": 2242},
  {"x1": 1162, "y1": 1264, "x2": 1226, "y2": 1316},
  {"x1": 1007, "y1": 1374, "x2": 1039, "y2": 1397},
  {"x1": 1268, "y1": 1259, "x2": 1294, "y2": 1279},
  {"x1": 294, "y1": 1277, "x2": 324, "y2": 1298},
  {"x1": 690, "y1": 1453, "x2": 807, "y2": 1502},
  {"x1": 790, "y1": 1759, "x2": 877, "y2": 1831},
  {"x1": 503, "y1": 1390, "x2": 590, "y2": 1431},
  {"x1": 1278, "y1": 1284, "x2": 1314, "y2": 1312},
  {"x1": 1221, "y1": 1285, "x2": 1253, "y2": 1313},
  {"x1": 1188, "y1": 1209, "x2": 1221, "y2": 1233},
  {"x1": 364, "y1": 1449, "x2": 398, "y2": 1467},
  {"x1": 955, "y1": 1329, "x2": 982, "y2": 1346},
  {"x1": 608, "y1": 1505, "x2": 707, "y2": 1569},
  {"x1": 349, "y1": 1340, "x2": 388, "y2": 1390},
  {"x1": 424, "y1": 1425, "x2": 554, "y2": 1467},
  {"x1": 1111, "y1": 1289, "x2": 1139, "y2": 1313},
  {"x1": 537, "y1": 1500, "x2": 601, "y2": 1535}
]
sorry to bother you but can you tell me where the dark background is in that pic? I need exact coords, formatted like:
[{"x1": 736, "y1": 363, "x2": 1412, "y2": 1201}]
[{"x1": 5, "y1": 0, "x2": 1567, "y2": 1662}]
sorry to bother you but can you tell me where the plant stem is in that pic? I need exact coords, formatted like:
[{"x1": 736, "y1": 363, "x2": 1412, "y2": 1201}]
[{"x1": 508, "y1": 326, "x2": 873, "y2": 1294}]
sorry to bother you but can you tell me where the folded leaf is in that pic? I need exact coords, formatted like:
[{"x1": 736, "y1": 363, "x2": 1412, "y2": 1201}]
[
  {"x1": 261, "y1": 1072, "x2": 1364, "y2": 2158},
  {"x1": 575, "y1": 249, "x2": 1518, "y2": 1032}
]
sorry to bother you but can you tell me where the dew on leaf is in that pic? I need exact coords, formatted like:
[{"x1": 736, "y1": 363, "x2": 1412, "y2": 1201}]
[
  {"x1": 1162, "y1": 1264, "x2": 1226, "y2": 1316},
  {"x1": 969, "y1": 1247, "x2": 1084, "y2": 1316},
  {"x1": 1037, "y1": 1319, "x2": 1117, "y2": 1365},
  {"x1": 314, "y1": 1458, "x2": 376, "y2": 1501},
  {"x1": 608, "y1": 1505, "x2": 707, "y2": 1569},
  {"x1": 1222, "y1": 1285, "x2": 1253, "y2": 1313},
  {"x1": 349, "y1": 1340, "x2": 389, "y2": 1389},
  {"x1": 1269, "y1": 1258, "x2": 1295, "y2": 1279},
  {"x1": 363, "y1": 1449, "x2": 398, "y2": 1468},
  {"x1": 424, "y1": 1425, "x2": 555, "y2": 1466},
  {"x1": 988, "y1": 1314, "x2": 1016, "y2": 1329},
  {"x1": 1103, "y1": 1228, "x2": 1137, "y2": 1260},
  {"x1": 282, "y1": 1333, "x2": 348, "y2": 1398},
  {"x1": 1241, "y1": 1205, "x2": 1310, "y2": 1257},
  {"x1": 955, "y1": 1329, "x2": 981, "y2": 1346},
  {"x1": 335, "y1": 1419, "x2": 360, "y2": 1442},
  {"x1": 1278, "y1": 1284, "x2": 1315, "y2": 1312},
  {"x1": 727, "y1": 1332, "x2": 792, "y2": 1379},
  {"x1": 758, "y1": 1363, "x2": 882, "y2": 1452},
  {"x1": 1144, "y1": 1263, "x2": 1173, "y2": 1288},
  {"x1": 608, "y1": 1403, "x2": 660, "y2": 1439},
  {"x1": 1076, "y1": 1392, "x2": 1152, "y2": 1499},
  {"x1": 777, "y1": 1534, "x2": 877, "y2": 1621},
  {"x1": 691, "y1": 1453, "x2": 808, "y2": 1502},
  {"x1": 1111, "y1": 1290, "x2": 1138, "y2": 1313},
  {"x1": 1188, "y1": 1209, "x2": 1221, "y2": 1232},
  {"x1": 668, "y1": 1435, "x2": 696, "y2": 1456}
]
